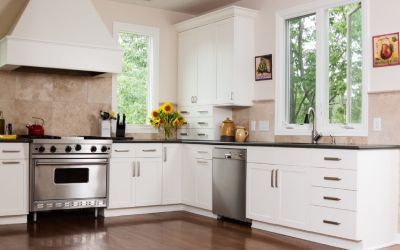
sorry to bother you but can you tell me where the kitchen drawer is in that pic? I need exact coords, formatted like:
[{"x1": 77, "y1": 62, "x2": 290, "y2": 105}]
[
  {"x1": 247, "y1": 147, "x2": 313, "y2": 167},
  {"x1": 0, "y1": 143, "x2": 28, "y2": 159},
  {"x1": 192, "y1": 117, "x2": 214, "y2": 129},
  {"x1": 193, "y1": 145, "x2": 213, "y2": 160},
  {"x1": 193, "y1": 106, "x2": 213, "y2": 117},
  {"x1": 177, "y1": 129, "x2": 195, "y2": 140},
  {"x1": 111, "y1": 144, "x2": 136, "y2": 158},
  {"x1": 194, "y1": 129, "x2": 216, "y2": 140},
  {"x1": 178, "y1": 106, "x2": 193, "y2": 118},
  {"x1": 310, "y1": 206, "x2": 359, "y2": 240},
  {"x1": 311, "y1": 187, "x2": 357, "y2": 211},
  {"x1": 135, "y1": 144, "x2": 162, "y2": 158},
  {"x1": 311, "y1": 149, "x2": 357, "y2": 169},
  {"x1": 311, "y1": 168, "x2": 357, "y2": 190}
]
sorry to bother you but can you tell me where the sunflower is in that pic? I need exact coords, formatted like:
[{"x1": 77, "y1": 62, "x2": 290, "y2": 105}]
[
  {"x1": 162, "y1": 103, "x2": 173, "y2": 114},
  {"x1": 154, "y1": 119, "x2": 161, "y2": 126},
  {"x1": 151, "y1": 109, "x2": 159, "y2": 118},
  {"x1": 172, "y1": 118, "x2": 179, "y2": 127}
]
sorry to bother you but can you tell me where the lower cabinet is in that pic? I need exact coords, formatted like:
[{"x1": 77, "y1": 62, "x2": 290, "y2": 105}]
[
  {"x1": 246, "y1": 163, "x2": 309, "y2": 230},
  {"x1": 181, "y1": 145, "x2": 212, "y2": 210},
  {"x1": 0, "y1": 159, "x2": 28, "y2": 216},
  {"x1": 109, "y1": 157, "x2": 162, "y2": 208},
  {"x1": 162, "y1": 144, "x2": 182, "y2": 205}
]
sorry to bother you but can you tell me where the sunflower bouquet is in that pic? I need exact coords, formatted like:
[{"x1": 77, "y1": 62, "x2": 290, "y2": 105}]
[{"x1": 148, "y1": 103, "x2": 185, "y2": 140}]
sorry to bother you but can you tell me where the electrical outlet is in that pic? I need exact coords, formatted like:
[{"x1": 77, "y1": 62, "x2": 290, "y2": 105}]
[
  {"x1": 250, "y1": 120, "x2": 256, "y2": 131},
  {"x1": 259, "y1": 120, "x2": 270, "y2": 131},
  {"x1": 373, "y1": 117, "x2": 382, "y2": 131}
]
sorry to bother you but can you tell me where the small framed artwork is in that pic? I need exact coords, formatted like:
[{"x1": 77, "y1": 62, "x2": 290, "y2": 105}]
[
  {"x1": 255, "y1": 54, "x2": 272, "y2": 81},
  {"x1": 373, "y1": 32, "x2": 399, "y2": 67}
]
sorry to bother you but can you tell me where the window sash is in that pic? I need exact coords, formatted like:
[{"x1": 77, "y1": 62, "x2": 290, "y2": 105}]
[{"x1": 276, "y1": 0, "x2": 368, "y2": 137}]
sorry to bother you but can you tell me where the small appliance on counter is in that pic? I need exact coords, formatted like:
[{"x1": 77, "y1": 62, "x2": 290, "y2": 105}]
[
  {"x1": 26, "y1": 117, "x2": 45, "y2": 137},
  {"x1": 116, "y1": 113, "x2": 126, "y2": 138},
  {"x1": 220, "y1": 118, "x2": 235, "y2": 142},
  {"x1": 100, "y1": 111, "x2": 115, "y2": 137}
]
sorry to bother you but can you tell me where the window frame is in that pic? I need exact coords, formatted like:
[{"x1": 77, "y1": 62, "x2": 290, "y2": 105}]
[
  {"x1": 112, "y1": 22, "x2": 160, "y2": 134},
  {"x1": 275, "y1": 0, "x2": 369, "y2": 137}
]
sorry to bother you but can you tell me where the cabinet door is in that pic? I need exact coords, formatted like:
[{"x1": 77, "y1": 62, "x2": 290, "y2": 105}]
[
  {"x1": 181, "y1": 145, "x2": 196, "y2": 206},
  {"x1": 162, "y1": 145, "x2": 181, "y2": 205},
  {"x1": 215, "y1": 18, "x2": 234, "y2": 104},
  {"x1": 196, "y1": 24, "x2": 217, "y2": 105},
  {"x1": 109, "y1": 158, "x2": 135, "y2": 208},
  {"x1": 135, "y1": 158, "x2": 162, "y2": 207},
  {"x1": 0, "y1": 160, "x2": 27, "y2": 216},
  {"x1": 246, "y1": 163, "x2": 277, "y2": 223},
  {"x1": 178, "y1": 30, "x2": 198, "y2": 106},
  {"x1": 275, "y1": 165, "x2": 310, "y2": 230},
  {"x1": 194, "y1": 159, "x2": 212, "y2": 210}
]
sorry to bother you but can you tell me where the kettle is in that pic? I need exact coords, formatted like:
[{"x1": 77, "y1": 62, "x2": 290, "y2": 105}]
[{"x1": 26, "y1": 117, "x2": 45, "y2": 137}]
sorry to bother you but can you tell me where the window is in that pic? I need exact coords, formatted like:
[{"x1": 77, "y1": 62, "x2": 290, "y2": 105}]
[
  {"x1": 113, "y1": 23, "x2": 159, "y2": 133},
  {"x1": 276, "y1": 0, "x2": 367, "y2": 136}
]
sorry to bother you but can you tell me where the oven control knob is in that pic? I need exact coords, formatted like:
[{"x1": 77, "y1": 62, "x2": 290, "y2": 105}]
[
  {"x1": 38, "y1": 146, "x2": 45, "y2": 153},
  {"x1": 91, "y1": 146, "x2": 97, "y2": 152},
  {"x1": 75, "y1": 144, "x2": 82, "y2": 151},
  {"x1": 50, "y1": 146, "x2": 57, "y2": 153},
  {"x1": 101, "y1": 146, "x2": 108, "y2": 153},
  {"x1": 65, "y1": 146, "x2": 72, "y2": 153}
]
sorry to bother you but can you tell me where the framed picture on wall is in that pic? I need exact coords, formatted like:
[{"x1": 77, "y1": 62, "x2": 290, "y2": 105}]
[
  {"x1": 255, "y1": 54, "x2": 272, "y2": 81},
  {"x1": 373, "y1": 32, "x2": 399, "y2": 67}
]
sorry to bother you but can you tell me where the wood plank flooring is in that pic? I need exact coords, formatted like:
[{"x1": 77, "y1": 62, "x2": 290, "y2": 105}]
[{"x1": 0, "y1": 211, "x2": 397, "y2": 250}]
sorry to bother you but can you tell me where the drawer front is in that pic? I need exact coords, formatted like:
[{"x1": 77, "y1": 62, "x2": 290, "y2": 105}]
[
  {"x1": 311, "y1": 168, "x2": 357, "y2": 190},
  {"x1": 193, "y1": 145, "x2": 213, "y2": 160},
  {"x1": 111, "y1": 144, "x2": 136, "y2": 158},
  {"x1": 193, "y1": 106, "x2": 213, "y2": 117},
  {"x1": 177, "y1": 129, "x2": 195, "y2": 140},
  {"x1": 310, "y1": 206, "x2": 359, "y2": 240},
  {"x1": 194, "y1": 129, "x2": 216, "y2": 140},
  {"x1": 312, "y1": 149, "x2": 357, "y2": 169},
  {"x1": 247, "y1": 147, "x2": 313, "y2": 166},
  {"x1": 135, "y1": 144, "x2": 162, "y2": 158},
  {"x1": 311, "y1": 187, "x2": 357, "y2": 211},
  {"x1": 178, "y1": 106, "x2": 193, "y2": 118},
  {"x1": 192, "y1": 117, "x2": 214, "y2": 129},
  {"x1": 0, "y1": 143, "x2": 29, "y2": 159}
]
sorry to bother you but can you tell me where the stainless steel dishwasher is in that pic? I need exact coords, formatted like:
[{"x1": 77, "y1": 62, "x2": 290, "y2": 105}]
[{"x1": 212, "y1": 148, "x2": 248, "y2": 222}]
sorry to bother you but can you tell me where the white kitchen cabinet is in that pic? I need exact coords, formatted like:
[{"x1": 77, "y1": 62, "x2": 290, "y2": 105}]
[
  {"x1": 0, "y1": 160, "x2": 28, "y2": 216},
  {"x1": 246, "y1": 163, "x2": 276, "y2": 223},
  {"x1": 135, "y1": 158, "x2": 162, "y2": 207},
  {"x1": 108, "y1": 158, "x2": 135, "y2": 208},
  {"x1": 181, "y1": 144, "x2": 213, "y2": 210},
  {"x1": 176, "y1": 6, "x2": 257, "y2": 107},
  {"x1": 162, "y1": 145, "x2": 182, "y2": 205}
]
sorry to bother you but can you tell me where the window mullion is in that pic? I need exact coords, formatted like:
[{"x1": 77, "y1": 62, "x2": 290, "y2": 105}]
[{"x1": 315, "y1": 8, "x2": 328, "y2": 133}]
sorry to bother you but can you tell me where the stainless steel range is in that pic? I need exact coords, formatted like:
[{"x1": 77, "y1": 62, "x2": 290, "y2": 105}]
[{"x1": 29, "y1": 137, "x2": 112, "y2": 222}]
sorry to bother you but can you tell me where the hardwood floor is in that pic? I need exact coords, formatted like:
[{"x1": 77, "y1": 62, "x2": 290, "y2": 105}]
[{"x1": 0, "y1": 211, "x2": 397, "y2": 250}]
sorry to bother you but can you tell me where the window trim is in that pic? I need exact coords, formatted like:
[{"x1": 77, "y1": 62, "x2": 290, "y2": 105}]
[
  {"x1": 275, "y1": 0, "x2": 369, "y2": 137},
  {"x1": 112, "y1": 22, "x2": 160, "y2": 134}
]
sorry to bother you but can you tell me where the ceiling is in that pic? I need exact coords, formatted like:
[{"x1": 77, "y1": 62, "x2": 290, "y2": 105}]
[{"x1": 109, "y1": 0, "x2": 241, "y2": 14}]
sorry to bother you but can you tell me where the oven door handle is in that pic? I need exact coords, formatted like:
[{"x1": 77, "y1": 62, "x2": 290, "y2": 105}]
[{"x1": 35, "y1": 162, "x2": 109, "y2": 166}]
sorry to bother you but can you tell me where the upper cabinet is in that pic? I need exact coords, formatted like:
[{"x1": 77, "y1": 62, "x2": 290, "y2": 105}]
[{"x1": 176, "y1": 6, "x2": 257, "y2": 107}]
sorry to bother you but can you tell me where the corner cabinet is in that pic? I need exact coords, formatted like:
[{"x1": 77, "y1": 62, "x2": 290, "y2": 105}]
[{"x1": 176, "y1": 6, "x2": 257, "y2": 107}]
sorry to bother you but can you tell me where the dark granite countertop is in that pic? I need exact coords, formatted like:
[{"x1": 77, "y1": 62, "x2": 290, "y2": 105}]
[
  {"x1": 112, "y1": 139, "x2": 400, "y2": 150},
  {"x1": 0, "y1": 138, "x2": 31, "y2": 143}
]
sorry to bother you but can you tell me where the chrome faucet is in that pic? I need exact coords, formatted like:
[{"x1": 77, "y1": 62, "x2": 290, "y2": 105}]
[{"x1": 305, "y1": 107, "x2": 322, "y2": 144}]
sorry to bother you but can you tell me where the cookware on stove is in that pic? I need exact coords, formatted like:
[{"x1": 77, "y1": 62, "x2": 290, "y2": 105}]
[{"x1": 26, "y1": 117, "x2": 45, "y2": 137}]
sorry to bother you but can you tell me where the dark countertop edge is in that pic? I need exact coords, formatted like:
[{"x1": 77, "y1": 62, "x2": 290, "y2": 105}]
[
  {"x1": 0, "y1": 139, "x2": 31, "y2": 143},
  {"x1": 112, "y1": 139, "x2": 400, "y2": 150}
]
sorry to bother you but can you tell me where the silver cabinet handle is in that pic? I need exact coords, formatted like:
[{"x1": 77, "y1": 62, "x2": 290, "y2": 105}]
[
  {"x1": 137, "y1": 161, "x2": 140, "y2": 177},
  {"x1": 271, "y1": 170, "x2": 274, "y2": 188},
  {"x1": 230, "y1": 91, "x2": 234, "y2": 100},
  {"x1": 323, "y1": 196, "x2": 341, "y2": 201},
  {"x1": 163, "y1": 147, "x2": 167, "y2": 162},
  {"x1": 180, "y1": 111, "x2": 189, "y2": 114},
  {"x1": 197, "y1": 151, "x2": 208, "y2": 154},
  {"x1": 323, "y1": 220, "x2": 341, "y2": 226},
  {"x1": 197, "y1": 122, "x2": 208, "y2": 125},
  {"x1": 275, "y1": 169, "x2": 279, "y2": 188},
  {"x1": 1, "y1": 161, "x2": 21, "y2": 165},
  {"x1": 115, "y1": 149, "x2": 130, "y2": 153},
  {"x1": 180, "y1": 133, "x2": 188, "y2": 136},
  {"x1": 197, "y1": 160, "x2": 208, "y2": 164},
  {"x1": 198, "y1": 110, "x2": 208, "y2": 114},
  {"x1": 142, "y1": 149, "x2": 157, "y2": 152},
  {"x1": 324, "y1": 157, "x2": 342, "y2": 161},
  {"x1": 2, "y1": 150, "x2": 21, "y2": 153},
  {"x1": 133, "y1": 161, "x2": 136, "y2": 177},
  {"x1": 194, "y1": 96, "x2": 198, "y2": 103},
  {"x1": 324, "y1": 176, "x2": 342, "y2": 181},
  {"x1": 197, "y1": 133, "x2": 206, "y2": 136}
]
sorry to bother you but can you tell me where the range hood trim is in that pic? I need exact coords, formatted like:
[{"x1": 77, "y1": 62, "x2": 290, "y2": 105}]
[{"x1": 0, "y1": 36, "x2": 122, "y2": 75}]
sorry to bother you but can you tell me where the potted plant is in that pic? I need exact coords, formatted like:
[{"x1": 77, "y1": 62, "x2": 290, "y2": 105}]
[{"x1": 148, "y1": 103, "x2": 185, "y2": 140}]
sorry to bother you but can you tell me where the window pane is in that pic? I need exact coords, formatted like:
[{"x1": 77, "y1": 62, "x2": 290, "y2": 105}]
[
  {"x1": 117, "y1": 32, "x2": 150, "y2": 125},
  {"x1": 286, "y1": 14, "x2": 317, "y2": 124},
  {"x1": 328, "y1": 3, "x2": 362, "y2": 124}
]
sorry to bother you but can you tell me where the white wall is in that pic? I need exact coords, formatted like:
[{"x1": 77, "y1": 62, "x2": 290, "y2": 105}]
[
  {"x1": 91, "y1": 0, "x2": 193, "y2": 103},
  {"x1": 234, "y1": 0, "x2": 400, "y2": 99}
]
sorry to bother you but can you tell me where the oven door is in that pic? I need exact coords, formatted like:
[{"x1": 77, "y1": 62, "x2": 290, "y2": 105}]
[{"x1": 33, "y1": 159, "x2": 108, "y2": 201}]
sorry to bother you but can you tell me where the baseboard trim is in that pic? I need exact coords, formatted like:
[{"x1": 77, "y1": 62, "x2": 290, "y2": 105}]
[{"x1": 0, "y1": 215, "x2": 27, "y2": 225}]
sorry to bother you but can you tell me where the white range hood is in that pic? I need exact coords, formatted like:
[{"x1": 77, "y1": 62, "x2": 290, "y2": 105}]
[{"x1": 0, "y1": 0, "x2": 122, "y2": 76}]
